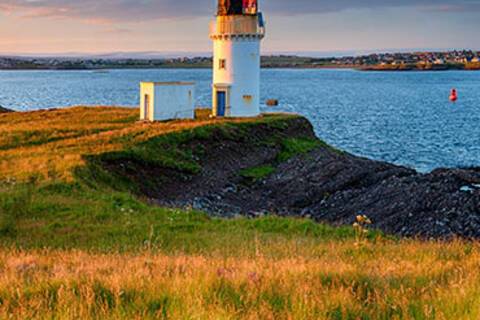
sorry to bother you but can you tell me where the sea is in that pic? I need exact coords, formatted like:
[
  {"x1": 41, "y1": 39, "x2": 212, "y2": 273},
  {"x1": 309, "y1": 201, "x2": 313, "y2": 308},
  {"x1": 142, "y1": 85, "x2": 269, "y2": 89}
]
[{"x1": 1, "y1": 68, "x2": 479, "y2": 173}]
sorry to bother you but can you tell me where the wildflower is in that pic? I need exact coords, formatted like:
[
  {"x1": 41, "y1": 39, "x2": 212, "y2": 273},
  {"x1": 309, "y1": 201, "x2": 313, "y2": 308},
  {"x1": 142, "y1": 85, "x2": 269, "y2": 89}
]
[
  {"x1": 353, "y1": 214, "x2": 373, "y2": 247},
  {"x1": 248, "y1": 272, "x2": 261, "y2": 284}
]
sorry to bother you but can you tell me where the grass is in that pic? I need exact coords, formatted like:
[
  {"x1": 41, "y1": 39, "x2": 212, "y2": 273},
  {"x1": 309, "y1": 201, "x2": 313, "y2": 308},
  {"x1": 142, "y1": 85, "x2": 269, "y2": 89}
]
[
  {"x1": 239, "y1": 137, "x2": 330, "y2": 182},
  {"x1": 0, "y1": 180, "x2": 355, "y2": 253},
  {"x1": 0, "y1": 107, "x2": 333, "y2": 254},
  {"x1": 1, "y1": 241, "x2": 480, "y2": 319},
  {"x1": 277, "y1": 137, "x2": 323, "y2": 162},
  {"x1": 0, "y1": 107, "x2": 297, "y2": 182},
  {"x1": 1, "y1": 107, "x2": 479, "y2": 319},
  {"x1": 240, "y1": 165, "x2": 276, "y2": 182}
]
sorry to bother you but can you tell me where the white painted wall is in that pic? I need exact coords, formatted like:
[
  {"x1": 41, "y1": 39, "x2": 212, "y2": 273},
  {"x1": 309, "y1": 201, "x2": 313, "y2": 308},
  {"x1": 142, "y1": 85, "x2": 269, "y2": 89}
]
[
  {"x1": 140, "y1": 82, "x2": 154, "y2": 120},
  {"x1": 140, "y1": 82, "x2": 195, "y2": 121},
  {"x1": 213, "y1": 38, "x2": 261, "y2": 117},
  {"x1": 212, "y1": 15, "x2": 264, "y2": 118}
]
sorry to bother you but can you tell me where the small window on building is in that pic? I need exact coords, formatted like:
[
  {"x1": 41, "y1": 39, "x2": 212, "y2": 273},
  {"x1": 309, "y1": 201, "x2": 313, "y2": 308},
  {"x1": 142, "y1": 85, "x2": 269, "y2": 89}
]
[{"x1": 219, "y1": 59, "x2": 226, "y2": 70}]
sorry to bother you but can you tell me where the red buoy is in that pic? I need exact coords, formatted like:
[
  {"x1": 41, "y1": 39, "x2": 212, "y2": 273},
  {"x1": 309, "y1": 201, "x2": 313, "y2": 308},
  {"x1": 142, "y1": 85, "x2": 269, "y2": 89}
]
[{"x1": 449, "y1": 89, "x2": 458, "y2": 102}]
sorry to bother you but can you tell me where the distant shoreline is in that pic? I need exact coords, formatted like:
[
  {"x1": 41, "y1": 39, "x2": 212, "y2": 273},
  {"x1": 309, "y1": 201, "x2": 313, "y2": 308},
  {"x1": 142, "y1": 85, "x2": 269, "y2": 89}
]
[
  {"x1": 1, "y1": 65, "x2": 480, "y2": 71},
  {"x1": 360, "y1": 63, "x2": 480, "y2": 72},
  {"x1": 2, "y1": 51, "x2": 480, "y2": 71}
]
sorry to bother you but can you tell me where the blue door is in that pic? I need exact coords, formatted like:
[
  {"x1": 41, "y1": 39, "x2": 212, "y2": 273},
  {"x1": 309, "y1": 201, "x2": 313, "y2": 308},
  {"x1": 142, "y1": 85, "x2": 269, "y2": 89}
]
[{"x1": 217, "y1": 91, "x2": 226, "y2": 117}]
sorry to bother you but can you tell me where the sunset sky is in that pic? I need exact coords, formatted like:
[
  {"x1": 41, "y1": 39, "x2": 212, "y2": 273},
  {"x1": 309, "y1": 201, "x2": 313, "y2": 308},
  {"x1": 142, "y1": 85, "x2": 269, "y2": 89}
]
[{"x1": 1, "y1": 0, "x2": 479, "y2": 56}]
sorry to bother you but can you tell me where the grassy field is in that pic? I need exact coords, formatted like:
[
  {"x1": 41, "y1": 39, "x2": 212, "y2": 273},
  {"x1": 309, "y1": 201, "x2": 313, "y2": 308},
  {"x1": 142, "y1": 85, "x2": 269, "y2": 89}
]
[
  {"x1": 3, "y1": 241, "x2": 480, "y2": 319},
  {"x1": 0, "y1": 107, "x2": 274, "y2": 181},
  {"x1": 0, "y1": 107, "x2": 479, "y2": 319}
]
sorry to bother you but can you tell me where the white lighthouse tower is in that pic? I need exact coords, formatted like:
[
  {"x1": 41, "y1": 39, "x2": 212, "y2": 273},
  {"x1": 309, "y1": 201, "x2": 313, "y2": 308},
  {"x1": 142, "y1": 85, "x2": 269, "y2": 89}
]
[{"x1": 210, "y1": 0, "x2": 265, "y2": 117}]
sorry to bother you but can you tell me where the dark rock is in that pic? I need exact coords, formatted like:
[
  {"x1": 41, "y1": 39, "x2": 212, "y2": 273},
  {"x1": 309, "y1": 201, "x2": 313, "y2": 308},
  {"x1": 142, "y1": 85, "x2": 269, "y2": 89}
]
[{"x1": 0, "y1": 106, "x2": 13, "y2": 113}]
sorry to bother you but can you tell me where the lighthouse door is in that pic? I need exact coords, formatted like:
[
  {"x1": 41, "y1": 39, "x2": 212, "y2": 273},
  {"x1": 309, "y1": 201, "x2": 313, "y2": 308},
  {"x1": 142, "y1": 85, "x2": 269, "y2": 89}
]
[{"x1": 217, "y1": 91, "x2": 226, "y2": 117}]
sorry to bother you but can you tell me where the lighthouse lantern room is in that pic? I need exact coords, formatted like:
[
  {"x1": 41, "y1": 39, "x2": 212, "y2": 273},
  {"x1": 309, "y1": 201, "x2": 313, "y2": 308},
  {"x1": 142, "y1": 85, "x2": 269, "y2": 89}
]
[{"x1": 210, "y1": 0, "x2": 265, "y2": 117}]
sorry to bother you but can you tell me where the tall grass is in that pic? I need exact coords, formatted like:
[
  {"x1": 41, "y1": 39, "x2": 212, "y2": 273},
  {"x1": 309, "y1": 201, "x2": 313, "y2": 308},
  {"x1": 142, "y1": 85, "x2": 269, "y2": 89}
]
[{"x1": 1, "y1": 240, "x2": 480, "y2": 319}]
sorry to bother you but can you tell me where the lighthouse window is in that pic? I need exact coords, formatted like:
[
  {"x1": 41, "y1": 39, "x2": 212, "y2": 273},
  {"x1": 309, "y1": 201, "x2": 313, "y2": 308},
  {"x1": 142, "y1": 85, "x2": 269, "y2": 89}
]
[{"x1": 219, "y1": 59, "x2": 227, "y2": 70}]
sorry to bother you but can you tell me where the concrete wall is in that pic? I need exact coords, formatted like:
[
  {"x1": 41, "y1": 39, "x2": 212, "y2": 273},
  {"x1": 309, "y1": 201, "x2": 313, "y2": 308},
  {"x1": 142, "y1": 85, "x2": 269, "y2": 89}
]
[{"x1": 140, "y1": 82, "x2": 195, "y2": 121}]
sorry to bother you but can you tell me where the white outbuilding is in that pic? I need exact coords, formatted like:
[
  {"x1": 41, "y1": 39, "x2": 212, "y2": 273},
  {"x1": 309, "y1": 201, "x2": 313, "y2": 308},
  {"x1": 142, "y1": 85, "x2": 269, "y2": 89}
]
[{"x1": 140, "y1": 82, "x2": 196, "y2": 121}]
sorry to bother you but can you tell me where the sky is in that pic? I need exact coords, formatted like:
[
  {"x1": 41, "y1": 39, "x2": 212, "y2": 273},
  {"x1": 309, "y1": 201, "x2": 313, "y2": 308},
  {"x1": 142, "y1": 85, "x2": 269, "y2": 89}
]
[{"x1": 0, "y1": 0, "x2": 479, "y2": 56}]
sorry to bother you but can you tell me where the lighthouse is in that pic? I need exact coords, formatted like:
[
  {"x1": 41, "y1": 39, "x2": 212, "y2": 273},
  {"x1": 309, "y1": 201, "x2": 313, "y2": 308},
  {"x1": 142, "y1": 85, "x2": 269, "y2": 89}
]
[{"x1": 210, "y1": 0, "x2": 266, "y2": 117}]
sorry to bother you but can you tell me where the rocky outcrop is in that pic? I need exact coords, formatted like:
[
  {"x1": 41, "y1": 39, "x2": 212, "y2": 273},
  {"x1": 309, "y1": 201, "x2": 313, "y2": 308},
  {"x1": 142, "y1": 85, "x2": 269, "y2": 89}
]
[
  {"x1": 0, "y1": 106, "x2": 13, "y2": 113},
  {"x1": 260, "y1": 154, "x2": 480, "y2": 239},
  {"x1": 96, "y1": 116, "x2": 480, "y2": 239}
]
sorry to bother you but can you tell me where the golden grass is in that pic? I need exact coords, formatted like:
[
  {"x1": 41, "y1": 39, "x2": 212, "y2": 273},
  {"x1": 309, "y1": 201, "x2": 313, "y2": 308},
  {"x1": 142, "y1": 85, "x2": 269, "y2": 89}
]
[
  {"x1": 0, "y1": 106, "x2": 267, "y2": 181},
  {"x1": 1, "y1": 240, "x2": 480, "y2": 319}
]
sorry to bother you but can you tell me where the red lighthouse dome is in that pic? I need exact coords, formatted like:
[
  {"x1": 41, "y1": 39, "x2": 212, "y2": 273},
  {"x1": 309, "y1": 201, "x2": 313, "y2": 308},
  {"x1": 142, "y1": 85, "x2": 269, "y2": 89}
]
[{"x1": 217, "y1": 0, "x2": 258, "y2": 16}]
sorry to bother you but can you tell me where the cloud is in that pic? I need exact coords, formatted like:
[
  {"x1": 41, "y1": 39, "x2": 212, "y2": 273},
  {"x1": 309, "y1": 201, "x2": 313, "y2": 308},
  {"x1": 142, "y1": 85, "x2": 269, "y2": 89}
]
[
  {"x1": 263, "y1": 0, "x2": 480, "y2": 15},
  {"x1": 0, "y1": 0, "x2": 212, "y2": 23},
  {"x1": 1, "y1": 0, "x2": 479, "y2": 23}
]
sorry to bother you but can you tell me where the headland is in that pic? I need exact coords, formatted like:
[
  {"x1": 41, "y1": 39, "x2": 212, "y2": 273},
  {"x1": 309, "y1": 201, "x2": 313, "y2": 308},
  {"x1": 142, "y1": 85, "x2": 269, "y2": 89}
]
[{"x1": 1, "y1": 106, "x2": 479, "y2": 240}]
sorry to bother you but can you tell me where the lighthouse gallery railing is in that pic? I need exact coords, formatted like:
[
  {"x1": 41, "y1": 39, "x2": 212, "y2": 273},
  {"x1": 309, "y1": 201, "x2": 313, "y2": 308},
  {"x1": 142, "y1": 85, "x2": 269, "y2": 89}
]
[{"x1": 209, "y1": 18, "x2": 265, "y2": 37}]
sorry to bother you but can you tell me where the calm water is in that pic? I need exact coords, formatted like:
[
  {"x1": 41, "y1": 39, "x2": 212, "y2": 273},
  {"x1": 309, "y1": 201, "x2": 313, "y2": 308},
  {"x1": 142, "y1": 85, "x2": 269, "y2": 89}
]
[{"x1": 1, "y1": 68, "x2": 479, "y2": 172}]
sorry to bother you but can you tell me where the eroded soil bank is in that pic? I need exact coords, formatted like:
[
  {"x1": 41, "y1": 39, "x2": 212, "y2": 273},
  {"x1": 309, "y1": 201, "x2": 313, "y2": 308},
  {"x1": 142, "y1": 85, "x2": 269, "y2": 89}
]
[{"x1": 92, "y1": 115, "x2": 480, "y2": 239}]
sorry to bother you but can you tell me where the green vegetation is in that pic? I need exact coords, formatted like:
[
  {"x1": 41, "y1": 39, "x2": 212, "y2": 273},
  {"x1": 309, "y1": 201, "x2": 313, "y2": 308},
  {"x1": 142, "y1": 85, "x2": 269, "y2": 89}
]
[
  {"x1": 240, "y1": 165, "x2": 275, "y2": 182},
  {"x1": 277, "y1": 137, "x2": 322, "y2": 162},
  {"x1": 0, "y1": 107, "x2": 300, "y2": 181},
  {"x1": 0, "y1": 180, "x2": 355, "y2": 253},
  {"x1": 0, "y1": 110, "x2": 344, "y2": 253},
  {"x1": 238, "y1": 136, "x2": 329, "y2": 182}
]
